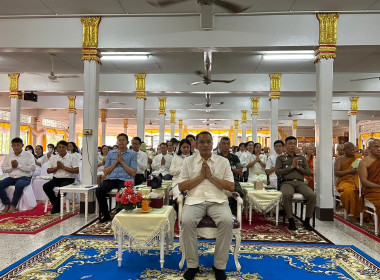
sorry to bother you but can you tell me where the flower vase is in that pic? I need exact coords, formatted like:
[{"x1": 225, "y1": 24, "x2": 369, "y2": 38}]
[{"x1": 123, "y1": 204, "x2": 135, "y2": 212}]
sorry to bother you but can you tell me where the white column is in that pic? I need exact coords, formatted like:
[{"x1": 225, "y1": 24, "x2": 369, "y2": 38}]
[
  {"x1": 292, "y1": 128, "x2": 297, "y2": 138},
  {"x1": 68, "y1": 113, "x2": 76, "y2": 142},
  {"x1": 241, "y1": 123, "x2": 246, "y2": 142},
  {"x1": 123, "y1": 119, "x2": 128, "y2": 136},
  {"x1": 82, "y1": 60, "x2": 100, "y2": 185},
  {"x1": 10, "y1": 98, "x2": 21, "y2": 140},
  {"x1": 101, "y1": 121, "x2": 106, "y2": 146},
  {"x1": 179, "y1": 127, "x2": 183, "y2": 140},
  {"x1": 137, "y1": 98, "x2": 145, "y2": 140},
  {"x1": 315, "y1": 58, "x2": 334, "y2": 220},
  {"x1": 170, "y1": 123, "x2": 175, "y2": 139},
  {"x1": 349, "y1": 114, "x2": 357, "y2": 144},
  {"x1": 270, "y1": 99, "x2": 279, "y2": 154},
  {"x1": 159, "y1": 114, "x2": 165, "y2": 143},
  {"x1": 124, "y1": 126, "x2": 128, "y2": 135},
  {"x1": 251, "y1": 115, "x2": 257, "y2": 142}
]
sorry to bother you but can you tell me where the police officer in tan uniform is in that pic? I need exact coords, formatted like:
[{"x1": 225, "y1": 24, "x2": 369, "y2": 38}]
[{"x1": 275, "y1": 136, "x2": 316, "y2": 231}]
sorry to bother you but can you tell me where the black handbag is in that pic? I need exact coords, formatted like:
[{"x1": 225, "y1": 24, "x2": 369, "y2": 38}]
[{"x1": 151, "y1": 175, "x2": 162, "y2": 189}]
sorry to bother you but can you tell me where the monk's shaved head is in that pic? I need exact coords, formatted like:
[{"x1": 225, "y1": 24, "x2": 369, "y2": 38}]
[
  {"x1": 368, "y1": 139, "x2": 380, "y2": 147},
  {"x1": 337, "y1": 144, "x2": 345, "y2": 156},
  {"x1": 343, "y1": 142, "x2": 356, "y2": 157}
]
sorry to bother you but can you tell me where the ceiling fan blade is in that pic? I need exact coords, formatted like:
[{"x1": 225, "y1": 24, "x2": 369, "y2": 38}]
[
  {"x1": 210, "y1": 79, "x2": 235, "y2": 83},
  {"x1": 111, "y1": 102, "x2": 126, "y2": 105},
  {"x1": 55, "y1": 75, "x2": 80, "y2": 79},
  {"x1": 146, "y1": 0, "x2": 189, "y2": 7},
  {"x1": 190, "y1": 102, "x2": 206, "y2": 106},
  {"x1": 294, "y1": 113, "x2": 303, "y2": 116},
  {"x1": 188, "y1": 81, "x2": 203, "y2": 85},
  {"x1": 214, "y1": 0, "x2": 250, "y2": 13},
  {"x1": 350, "y1": 77, "x2": 380, "y2": 81},
  {"x1": 212, "y1": 102, "x2": 224, "y2": 105}
]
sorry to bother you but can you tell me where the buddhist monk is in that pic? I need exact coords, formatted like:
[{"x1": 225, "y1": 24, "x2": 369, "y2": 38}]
[
  {"x1": 334, "y1": 142, "x2": 362, "y2": 218},
  {"x1": 358, "y1": 139, "x2": 380, "y2": 229},
  {"x1": 304, "y1": 146, "x2": 315, "y2": 191},
  {"x1": 335, "y1": 144, "x2": 344, "y2": 157}
]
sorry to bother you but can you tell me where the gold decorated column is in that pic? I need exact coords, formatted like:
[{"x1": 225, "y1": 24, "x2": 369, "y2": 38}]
[
  {"x1": 135, "y1": 74, "x2": 146, "y2": 140},
  {"x1": 251, "y1": 97, "x2": 260, "y2": 142},
  {"x1": 269, "y1": 74, "x2": 281, "y2": 153},
  {"x1": 292, "y1": 120, "x2": 298, "y2": 138},
  {"x1": 124, "y1": 119, "x2": 128, "y2": 135},
  {"x1": 314, "y1": 13, "x2": 340, "y2": 220},
  {"x1": 158, "y1": 97, "x2": 167, "y2": 143},
  {"x1": 9, "y1": 73, "x2": 21, "y2": 140},
  {"x1": 234, "y1": 119, "x2": 239, "y2": 146},
  {"x1": 349, "y1": 97, "x2": 359, "y2": 144},
  {"x1": 170, "y1": 110, "x2": 176, "y2": 139},
  {"x1": 81, "y1": 17, "x2": 102, "y2": 64},
  {"x1": 68, "y1": 96, "x2": 77, "y2": 142},
  {"x1": 100, "y1": 109, "x2": 107, "y2": 146},
  {"x1": 179, "y1": 119, "x2": 183, "y2": 140},
  {"x1": 81, "y1": 17, "x2": 102, "y2": 184},
  {"x1": 241, "y1": 110, "x2": 247, "y2": 142}
]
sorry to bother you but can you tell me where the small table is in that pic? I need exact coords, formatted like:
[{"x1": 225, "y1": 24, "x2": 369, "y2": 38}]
[
  {"x1": 112, "y1": 205, "x2": 176, "y2": 269},
  {"x1": 59, "y1": 184, "x2": 98, "y2": 220},
  {"x1": 247, "y1": 189, "x2": 282, "y2": 226}
]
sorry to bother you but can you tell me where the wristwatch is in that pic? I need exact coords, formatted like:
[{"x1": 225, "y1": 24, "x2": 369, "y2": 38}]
[{"x1": 208, "y1": 175, "x2": 215, "y2": 182}]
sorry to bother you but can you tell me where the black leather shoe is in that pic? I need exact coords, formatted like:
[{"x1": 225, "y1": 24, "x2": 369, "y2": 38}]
[
  {"x1": 50, "y1": 208, "x2": 60, "y2": 215},
  {"x1": 212, "y1": 265, "x2": 227, "y2": 280},
  {"x1": 183, "y1": 267, "x2": 199, "y2": 280},
  {"x1": 99, "y1": 215, "x2": 111, "y2": 223},
  {"x1": 288, "y1": 218, "x2": 296, "y2": 231},
  {"x1": 303, "y1": 221, "x2": 314, "y2": 231}
]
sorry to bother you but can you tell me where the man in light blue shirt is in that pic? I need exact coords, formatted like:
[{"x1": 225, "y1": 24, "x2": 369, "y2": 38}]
[{"x1": 96, "y1": 133, "x2": 137, "y2": 223}]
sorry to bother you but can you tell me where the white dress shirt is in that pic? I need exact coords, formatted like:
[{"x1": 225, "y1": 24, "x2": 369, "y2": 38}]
[
  {"x1": 1, "y1": 151, "x2": 36, "y2": 178},
  {"x1": 48, "y1": 153, "x2": 79, "y2": 179},
  {"x1": 136, "y1": 150, "x2": 148, "y2": 175},
  {"x1": 151, "y1": 153, "x2": 173, "y2": 177},
  {"x1": 170, "y1": 154, "x2": 191, "y2": 200},
  {"x1": 235, "y1": 151, "x2": 250, "y2": 172},
  {"x1": 178, "y1": 153, "x2": 234, "y2": 205},
  {"x1": 266, "y1": 153, "x2": 281, "y2": 183},
  {"x1": 247, "y1": 154, "x2": 267, "y2": 182}
]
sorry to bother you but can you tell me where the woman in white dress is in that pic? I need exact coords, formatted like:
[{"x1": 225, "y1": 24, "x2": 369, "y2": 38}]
[
  {"x1": 97, "y1": 145, "x2": 109, "y2": 184},
  {"x1": 68, "y1": 142, "x2": 82, "y2": 162},
  {"x1": 169, "y1": 139, "x2": 192, "y2": 201},
  {"x1": 33, "y1": 145, "x2": 48, "y2": 177},
  {"x1": 246, "y1": 142, "x2": 267, "y2": 183}
]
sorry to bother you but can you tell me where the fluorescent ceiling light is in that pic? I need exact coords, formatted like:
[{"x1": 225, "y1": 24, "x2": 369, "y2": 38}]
[
  {"x1": 263, "y1": 54, "x2": 314, "y2": 60},
  {"x1": 264, "y1": 50, "x2": 314, "y2": 54},
  {"x1": 101, "y1": 52, "x2": 150, "y2": 61}
]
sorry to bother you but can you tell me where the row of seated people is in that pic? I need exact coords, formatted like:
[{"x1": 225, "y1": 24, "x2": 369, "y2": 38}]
[{"x1": 334, "y1": 140, "x2": 380, "y2": 233}]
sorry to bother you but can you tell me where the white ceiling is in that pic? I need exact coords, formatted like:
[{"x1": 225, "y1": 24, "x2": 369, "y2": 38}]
[{"x1": 1, "y1": 0, "x2": 380, "y2": 135}]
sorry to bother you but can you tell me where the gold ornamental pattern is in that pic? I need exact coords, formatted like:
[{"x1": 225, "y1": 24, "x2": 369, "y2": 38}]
[
  {"x1": 315, "y1": 13, "x2": 339, "y2": 62},
  {"x1": 241, "y1": 110, "x2": 247, "y2": 124},
  {"x1": 68, "y1": 96, "x2": 77, "y2": 114},
  {"x1": 269, "y1": 73, "x2": 282, "y2": 100},
  {"x1": 135, "y1": 74, "x2": 147, "y2": 99},
  {"x1": 349, "y1": 97, "x2": 359, "y2": 116},
  {"x1": 8, "y1": 73, "x2": 22, "y2": 99},
  {"x1": 251, "y1": 97, "x2": 260, "y2": 116},
  {"x1": 81, "y1": 17, "x2": 102, "y2": 63},
  {"x1": 170, "y1": 110, "x2": 176, "y2": 123},
  {"x1": 158, "y1": 97, "x2": 166, "y2": 115}
]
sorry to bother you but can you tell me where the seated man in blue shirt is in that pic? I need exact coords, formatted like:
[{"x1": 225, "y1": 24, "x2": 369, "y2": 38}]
[{"x1": 96, "y1": 133, "x2": 137, "y2": 223}]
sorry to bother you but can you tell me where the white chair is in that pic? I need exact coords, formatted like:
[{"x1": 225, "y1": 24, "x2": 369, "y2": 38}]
[
  {"x1": 0, "y1": 183, "x2": 37, "y2": 211},
  {"x1": 31, "y1": 162, "x2": 52, "y2": 201},
  {"x1": 178, "y1": 192, "x2": 243, "y2": 271},
  {"x1": 332, "y1": 157, "x2": 348, "y2": 219},
  {"x1": 359, "y1": 180, "x2": 378, "y2": 236}
]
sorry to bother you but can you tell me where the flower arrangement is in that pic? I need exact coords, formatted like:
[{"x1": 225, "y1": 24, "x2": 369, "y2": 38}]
[{"x1": 115, "y1": 180, "x2": 143, "y2": 211}]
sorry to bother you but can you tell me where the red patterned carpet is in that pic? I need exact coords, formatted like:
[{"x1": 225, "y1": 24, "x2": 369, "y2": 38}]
[
  {"x1": 0, "y1": 202, "x2": 79, "y2": 234},
  {"x1": 73, "y1": 211, "x2": 331, "y2": 244},
  {"x1": 334, "y1": 206, "x2": 380, "y2": 242}
]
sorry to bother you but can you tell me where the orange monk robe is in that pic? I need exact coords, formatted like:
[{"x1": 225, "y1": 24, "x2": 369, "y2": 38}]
[
  {"x1": 362, "y1": 158, "x2": 380, "y2": 225},
  {"x1": 336, "y1": 154, "x2": 362, "y2": 218},
  {"x1": 305, "y1": 156, "x2": 314, "y2": 191}
]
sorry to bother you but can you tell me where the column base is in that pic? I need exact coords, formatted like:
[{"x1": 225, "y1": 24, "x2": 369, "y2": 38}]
[{"x1": 316, "y1": 207, "x2": 334, "y2": 221}]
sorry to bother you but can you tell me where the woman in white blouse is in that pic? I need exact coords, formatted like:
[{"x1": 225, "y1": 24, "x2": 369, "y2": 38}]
[
  {"x1": 68, "y1": 142, "x2": 82, "y2": 162},
  {"x1": 97, "y1": 145, "x2": 109, "y2": 184},
  {"x1": 169, "y1": 139, "x2": 192, "y2": 200},
  {"x1": 246, "y1": 142, "x2": 267, "y2": 183},
  {"x1": 33, "y1": 145, "x2": 48, "y2": 176}
]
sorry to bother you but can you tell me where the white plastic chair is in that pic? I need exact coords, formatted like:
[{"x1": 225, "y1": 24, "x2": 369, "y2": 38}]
[
  {"x1": 31, "y1": 162, "x2": 52, "y2": 201},
  {"x1": 0, "y1": 183, "x2": 37, "y2": 211},
  {"x1": 359, "y1": 180, "x2": 378, "y2": 236},
  {"x1": 332, "y1": 157, "x2": 348, "y2": 219},
  {"x1": 178, "y1": 192, "x2": 243, "y2": 271}
]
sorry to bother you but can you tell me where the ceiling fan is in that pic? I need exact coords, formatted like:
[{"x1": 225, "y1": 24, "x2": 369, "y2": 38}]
[
  {"x1": 350, "y1": 76, "x2": 380, "y2": 81},
  {"x1": 47, "y1": 54, "x2": 79, "y2": 81},
  {"x1": 99, "y1": 98, "x2": 126, "y2": 105},
  {"x1": 147, "y1": 120, "x2": 157, "y2": 125},
  {"x1": 146, "y1": 0, "x2": 250, "y2": 13},
  {"x1": 307, "y1": 100, "x2": 341, "y2": 106},
  {"x1": 279, "y1": 110, "x2": 303, "y2": 117},
  {"x1": 191, "y1": 93, "x2": 224, "y2": 108},
  {"x1": 189, "y1": 51, "x2": 235, "y2": 85}
]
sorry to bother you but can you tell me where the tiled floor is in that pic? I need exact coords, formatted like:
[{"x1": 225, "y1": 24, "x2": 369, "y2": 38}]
[{"x1": 0, "y1": 212, "x2": 379, "y2": 272}]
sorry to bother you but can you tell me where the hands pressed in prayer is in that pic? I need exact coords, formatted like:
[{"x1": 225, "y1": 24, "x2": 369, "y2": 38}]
[
  {"x1": 57, "y1": 161, "x2": 64, "y2": 169},
  {"x1": 11, "y1": 160, "x2": 18, "y2": 168},
  {"x1": 161, "y1": 156, "x2": 166, "y2": 165}
]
